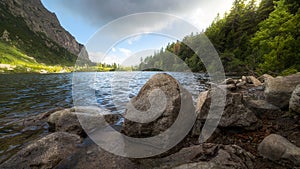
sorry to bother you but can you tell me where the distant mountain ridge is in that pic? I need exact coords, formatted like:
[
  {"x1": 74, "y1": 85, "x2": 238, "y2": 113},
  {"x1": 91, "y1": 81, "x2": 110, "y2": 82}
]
[{"x1": 0, "y1": 0, "x2": 91, "y2": 66}]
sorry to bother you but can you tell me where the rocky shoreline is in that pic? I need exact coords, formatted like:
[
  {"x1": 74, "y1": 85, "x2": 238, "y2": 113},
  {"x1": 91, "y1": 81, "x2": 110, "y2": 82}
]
[{"x1": 1, "y1": 73, "x2": 300, "y2": 169}]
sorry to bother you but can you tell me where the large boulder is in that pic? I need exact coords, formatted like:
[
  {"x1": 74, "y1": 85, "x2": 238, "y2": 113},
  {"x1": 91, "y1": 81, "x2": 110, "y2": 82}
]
[
  {"x1": 140, "y1": 143, "x2": 255, "y2": 169},
  {"x1": 48, "y1": 106, "x2": 120, "y2": 137},
  {"x1": 265, "y1": 73, "x2": 300, "y2": 109},
  {"x1": 122, "y1": 73, "x2": 195, "y2": 156},
  {"x1": 195, "y1": 89, "x2": 261, "y2": 131},
  {"x1": 289, "y1": 84, "x2": 300, "y2": 114},
  {"x1": 0, "y1": 132, "x2": 81, "y2": 169},
  {"x1": 258, "y1": 134, "x2": 300, "y2": 166},
  {"x1": 122, "y1": 73, "x2": 195, "y2": 136}
]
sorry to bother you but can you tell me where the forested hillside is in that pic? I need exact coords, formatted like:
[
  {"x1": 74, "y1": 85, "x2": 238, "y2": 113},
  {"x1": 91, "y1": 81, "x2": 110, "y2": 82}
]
[{"x1": 139, "y1": 0, "x2": 300, "y2": 76}]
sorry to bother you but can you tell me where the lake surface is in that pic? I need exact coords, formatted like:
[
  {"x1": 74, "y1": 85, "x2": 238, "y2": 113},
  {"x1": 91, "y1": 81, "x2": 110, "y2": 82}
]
[{"x1": 0, "y1": 71, "x2": 208, "y2": 162}]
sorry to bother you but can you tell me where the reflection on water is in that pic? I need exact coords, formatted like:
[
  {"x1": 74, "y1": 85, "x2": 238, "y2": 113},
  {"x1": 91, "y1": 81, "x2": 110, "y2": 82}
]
[{"x1": 0, "y1": 71, "x2": 208, "y2": 162}]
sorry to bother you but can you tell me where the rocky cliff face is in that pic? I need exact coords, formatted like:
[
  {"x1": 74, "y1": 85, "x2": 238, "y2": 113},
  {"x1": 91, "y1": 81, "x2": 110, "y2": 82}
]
[{"x1": 0, "y1": 0, "x2": 82, "y2": 55}]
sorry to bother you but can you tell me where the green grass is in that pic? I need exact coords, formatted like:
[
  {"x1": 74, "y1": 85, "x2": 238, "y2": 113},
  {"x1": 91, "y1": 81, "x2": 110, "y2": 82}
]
[{"x1": 0, "y1": 41, "x2": 72, "y2": 73}]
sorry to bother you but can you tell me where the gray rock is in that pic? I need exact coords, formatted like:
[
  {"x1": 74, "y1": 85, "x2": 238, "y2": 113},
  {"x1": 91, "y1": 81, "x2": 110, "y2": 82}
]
[
  {"x1": 0, "y1": 132, "x2": 81, "y2": 169},
  {"x1": 48, "y1": 106, "x2": 120, "y2": 137},
  {"x1": 56, "y1": 140, "x2": 138, "y2": 169},
  {"x1": 236, "y1": 81, "x2": 246, "y2": 87},
  {"x1": 289, "y1": 84, "x2": 300, "y2": 114},
  {"x1": 242, "y1": 76, "x2": 247, "y2": 82},
  {"x1": 248, "y1": 76, "x2": 262, "y2": 86},
  {"x1": 48, "y1": 108, "x2": 84, "y2": 136},
  {"x1": 265, "y1": 73, "x2": 300, "y2": 108},
  {"x1": 258, "y1": 74, "x2": 274, "y2": 83},
  {"x1": 196, "y1": 89, "x2": 261, "y2": 130},
  {"x1": 195, "y1": 91, "x2": 209, "y2": 114},
  {"x1": 245, "y1": 99, "x2": 281, "y2": 119},
  {"x1": 140, "y1": 143, "x2": 255, "y2": 169},
  {"x1": 258, "y1": 134, "x2": 300, "y2": 166},
  {"x1": 122, "y1": 73, "x2": 195, "y2": 157},
  {"x1": 192, "y1": 91, "x2": 209, "y2": 136},
  {"x1": 122, "y1": 73, "x2": 195, "y2": 137}
]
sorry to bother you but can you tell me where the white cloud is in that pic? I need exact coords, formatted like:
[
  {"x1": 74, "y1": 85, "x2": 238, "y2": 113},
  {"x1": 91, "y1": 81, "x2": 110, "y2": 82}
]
[
  {"x1": 119, "y1": 48, "x2": 132, "y2": 57},
  {"x1": 127, "y1": 35, "x2": 142, "y2": 45},
  {"x1": 89, "y1": 51, "x2": 125, "y2": 64},
  {"x1": 111, "y1": 47, "x2": 116, "y2": 52}
]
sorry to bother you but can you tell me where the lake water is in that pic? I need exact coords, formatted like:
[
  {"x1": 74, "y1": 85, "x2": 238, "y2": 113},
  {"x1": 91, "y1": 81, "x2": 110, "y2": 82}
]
[{"x1": 0, "y1": 71, "x2": 208, "y2": 162}]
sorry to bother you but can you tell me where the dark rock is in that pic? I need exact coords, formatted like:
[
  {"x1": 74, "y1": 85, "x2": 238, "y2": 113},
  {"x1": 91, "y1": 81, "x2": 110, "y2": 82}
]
[
  {"x1": 0, "y1": 132, "x2": 81, "y2": 169},
  {"x1": 221, "y1": 78, "x2": 235, "y2": 85},
  {"x1": 265, "y1": 73, "x2": 300, "y2": 109},
  {"x1": 225, "y1": 83, "x2": 237, "y2": 91},
  {"x1": 258, "y1": 134, "x2": 300, "y2": 166},
  {"x1": 289, "y1": 84, "x2": 300, "y2": 114}
]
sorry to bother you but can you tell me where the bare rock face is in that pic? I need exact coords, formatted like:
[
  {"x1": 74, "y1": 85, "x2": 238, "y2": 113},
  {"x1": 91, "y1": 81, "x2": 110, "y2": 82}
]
[
  {"x1": 289, "y1": 84, "x2": 300, "y2": 114},
  {"x1": 0, "y1": 132, "x2": 81, "y2": 169},
  {"x1": 195, "y1": 89, "x2": 261, "y2": 131},
  {"x1": 122, "y1": 73, "x2": 195, "y2": 137},
  {"x1": 265, "y1": 73, "x2": 300, "y2": 109},
  {"x1": 258, "y1": 134, "x2": 300, "y2": 166},
  {"x1": 0, "y1": 0, "x2": 82, "y2": 55}
]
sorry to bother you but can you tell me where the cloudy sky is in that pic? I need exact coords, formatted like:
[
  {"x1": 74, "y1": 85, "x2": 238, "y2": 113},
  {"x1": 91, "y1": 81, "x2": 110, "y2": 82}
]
[{"x1": 41, "y1": 0, "x2": 234, "y2": 65}]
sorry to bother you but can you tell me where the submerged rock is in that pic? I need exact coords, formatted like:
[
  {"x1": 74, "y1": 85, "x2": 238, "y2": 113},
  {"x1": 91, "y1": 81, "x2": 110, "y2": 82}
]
[
  {"x1": 258, "y1": 134, "x2": 300, "y2": 166},
  {"x1": 0, "y1": 132, "x2": 81, "y2": 169},
  {"x1": 265, "y1": 73, "x2": 300, "y2": 109},
  {"x1": 289, "y1": 84, "x2": 300, "y2": 114}
]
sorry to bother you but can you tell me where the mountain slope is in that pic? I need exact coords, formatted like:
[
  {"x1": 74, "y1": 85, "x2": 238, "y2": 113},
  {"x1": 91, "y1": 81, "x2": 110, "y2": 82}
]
[{"x1": 0, "y1": 0, "x2": 91, "y2": 68}]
